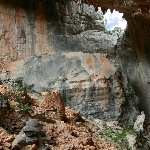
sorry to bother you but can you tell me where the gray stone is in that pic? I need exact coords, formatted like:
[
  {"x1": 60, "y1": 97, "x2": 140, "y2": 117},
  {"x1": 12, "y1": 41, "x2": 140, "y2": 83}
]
[
  {"x1": 12, "y1": 132, "x2": 26, "y2": 149},
  {"x1": 8, "y1": 52, "x2": 138, "y2": 124},
  {"x1": 22, "y1": 119, "x2": 41, "y2": 136},
  {"x1": 0, "y1": 95, "x2": 9, "y2": 109},
  {"x1": 12, "y1": 119, "x2": 43, "y2": 149}
]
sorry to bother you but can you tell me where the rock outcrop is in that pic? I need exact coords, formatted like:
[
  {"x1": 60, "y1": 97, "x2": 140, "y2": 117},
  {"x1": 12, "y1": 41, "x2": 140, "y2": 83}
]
[
  {"x1": 1, "y1": 52, "x2": 139, "y2": 123},
  {"x1": 0, "y1": 85, "x2": 149, "y2": 149},
  {"x1": 34, "y1": 91, "x2": 66, "y2": 121},
  {"x1": 0, "y1": 0, "x2": 149, "y2": 121},
  {"x1": 82, "y1": 0, "x2": 150, "y2": 120},
  {"x1": 12, "y1": 119, "x2": 45, "y2": 150},
  {"x1": 0, "y1": 88, "x2": 121, "y2": 149}
]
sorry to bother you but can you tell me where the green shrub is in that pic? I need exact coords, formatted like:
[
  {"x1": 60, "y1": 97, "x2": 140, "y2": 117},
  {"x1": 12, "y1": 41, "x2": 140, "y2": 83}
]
[
  {"x1": 4, "y1": 86, "x2": 34, "y2": 115},
  {"x1": 99, "y1": 125, "x2": 136, "y2": 149}
]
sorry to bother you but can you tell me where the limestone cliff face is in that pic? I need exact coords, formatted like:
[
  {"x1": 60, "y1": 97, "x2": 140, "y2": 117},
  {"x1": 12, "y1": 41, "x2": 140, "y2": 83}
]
[
  {"x1": 115, "y1": 28, "x2": 150, "y2": 122},
  {"x1": 0, "y1": 0, "x2": 148, "y2": 122},
  {"x1": 0, "y1": 0, "x2": 119, "y2": 62},
  {"x1": 83, "y1": 0, "x2": 150, "y2": 120},
  {"x1": 1, "y1": 52, "x2": 139, "y2": 123},
  {"x1": 126, "y1": 16, "x2": 150, "y2": 120}
]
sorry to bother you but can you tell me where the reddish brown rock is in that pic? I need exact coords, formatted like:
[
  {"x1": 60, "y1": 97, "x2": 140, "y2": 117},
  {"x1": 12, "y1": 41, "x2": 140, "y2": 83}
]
[{"x1": 33, "y1": 91, "x2": 66, "y2": 121}]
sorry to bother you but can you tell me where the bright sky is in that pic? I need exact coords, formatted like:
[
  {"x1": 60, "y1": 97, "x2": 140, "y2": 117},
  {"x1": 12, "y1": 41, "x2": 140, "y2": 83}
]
[{"x1": 104, "y1": 9, "x2": 127, "y2": 30}]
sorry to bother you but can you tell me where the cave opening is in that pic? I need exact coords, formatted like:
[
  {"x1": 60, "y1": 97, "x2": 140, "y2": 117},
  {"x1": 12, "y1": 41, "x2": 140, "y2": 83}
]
[
  {"x1": 103, "y1": 9, "x2": 127, "y2": 31},
  {"x1": 0, "y1": 0, "x2": 150, "y2": 149}
]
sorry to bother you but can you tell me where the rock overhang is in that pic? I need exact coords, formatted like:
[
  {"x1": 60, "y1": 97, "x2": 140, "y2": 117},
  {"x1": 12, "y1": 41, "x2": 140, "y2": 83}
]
[{"x1": 0, "y1": 0, "x2": 149, "y2": 121}]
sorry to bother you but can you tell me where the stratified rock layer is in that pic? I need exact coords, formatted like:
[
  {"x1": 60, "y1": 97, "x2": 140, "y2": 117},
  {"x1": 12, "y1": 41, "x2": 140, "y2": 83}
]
[
  {"x1": 83, "y1": 0, "x2": 150, "y2": 120},
  {"x1": 0, "y1": 0, "x2": 149, "y2": 121},
  {"x1": 1, "y1": 53, "x2": 139, "y2": 123}
]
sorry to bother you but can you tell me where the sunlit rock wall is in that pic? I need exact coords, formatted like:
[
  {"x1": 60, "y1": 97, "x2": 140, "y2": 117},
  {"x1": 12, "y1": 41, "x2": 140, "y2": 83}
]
[
  {"x1": 0, "y1": 0, "x2": 118, "y2": 65},
  {"x1": 2, "y1": 52, "x2": 139, "y2": 123},
  {"x1": 0, "y1": 0, "x2": 139, "y2": 123},
  {"x1": 82, "y1": 0, "x2": 150, "y2": 121}
]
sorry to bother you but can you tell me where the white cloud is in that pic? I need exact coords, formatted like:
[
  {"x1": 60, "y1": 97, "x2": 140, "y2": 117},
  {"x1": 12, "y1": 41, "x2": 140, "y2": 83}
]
[{"x1": 104, "y1": 9, "x2": 127, "y2": 30}]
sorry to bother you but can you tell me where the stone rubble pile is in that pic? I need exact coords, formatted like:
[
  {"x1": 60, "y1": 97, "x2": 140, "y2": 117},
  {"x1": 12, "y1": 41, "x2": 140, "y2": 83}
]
[
  {"x1": 0, "y1": 128, "x2": 15, "y2": 150},
  {"x1": 0, "y1": 85, "x2": 150, "y2": 150},
  {"x1": 32, "y1": 91, "x2": 66, "y2": 123},
  {"x1": 0, "y1": 85, "x2": 26, "y2": 134},
  {"x1": 0, "y1": 108, "x2": 25, "y2": 134},
  {"x1": 0, "y1": 87, "x2": 120, "y2": 149},
  {"x1": 41, "y1": 106, "x2": 118, "y2": 150}
]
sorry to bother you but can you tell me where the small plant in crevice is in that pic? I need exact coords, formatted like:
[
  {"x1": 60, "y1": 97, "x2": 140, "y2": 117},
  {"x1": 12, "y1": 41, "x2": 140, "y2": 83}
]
[
  {"x1": 17, "y1": 84, "x2": 42, "y2": 97},
  {"x1": 13, "y1": 91, "x2": 33, "y2": 115},
  {"x1": 1, "y1": 78, "x2": 42, "y2": 115},
  {"x1": 140, "y1": 133, "x2": 149, "y2": 143},
  {"x1": 4, "y1": 87, "x2": 34, "y2": 115}
]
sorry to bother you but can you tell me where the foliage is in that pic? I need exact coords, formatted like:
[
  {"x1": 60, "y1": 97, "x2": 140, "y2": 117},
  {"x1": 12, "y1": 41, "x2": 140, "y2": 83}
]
[
  {"x1": 99, "y1": 124, "x2": 136, "y2": 149},
  {"x1": 139, "y1": 133, "x2": 150, "y2": 145},
  {"x1": 14, "y1": 91, "x2": 33, "y2": 115},
  {"x1": 17, "y1": 84, "x2": 42, "y2": 97},
  {"x1": 1, "y1": 78, "x2": 42, "y2": 115},
  {"x1": 3, "y1": 83, "x2": 41, "y2": 115},
  {"x1": 4, "y1": 88, "x2": 33, "y2": 115},
  {"x1": 104, "y1": 27, "x2": 123, "y2": 37}
]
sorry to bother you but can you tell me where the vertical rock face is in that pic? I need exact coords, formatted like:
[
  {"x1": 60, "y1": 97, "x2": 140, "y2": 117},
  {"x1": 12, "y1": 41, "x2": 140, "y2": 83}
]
[
  {"x1": 0, "y1": 0, "x2": 121, "y2": 64},
  {"x1": 81, "y1": 0, "x2": 150, "y2": 121},
  {"x1": 0, "y1": 0, "x2": 143, "y2": 123},
  {"x1": 82, "y1": 0, "x2": 150, "y2": 121},
  {"x1": 126, "y1": 16, "x2": 150, "y2": 120},
  {"x1": 68, "y1": 72, "x2": 126, "y2": 121},
  {"x1": 116, "y1": 26, "x2": 150, "y2": 121},
  {"x1": 2, "y1": 52, "x2": 139, "y2": 124}
]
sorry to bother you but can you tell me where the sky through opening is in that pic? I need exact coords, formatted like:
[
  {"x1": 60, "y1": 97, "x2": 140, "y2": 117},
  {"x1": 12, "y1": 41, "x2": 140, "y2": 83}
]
[{"x1": 104, "y1": 9, "x2": 127, "y2": 30}]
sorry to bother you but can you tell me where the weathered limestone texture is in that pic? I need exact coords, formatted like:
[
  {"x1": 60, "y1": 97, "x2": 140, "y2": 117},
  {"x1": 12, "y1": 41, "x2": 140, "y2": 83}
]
[
  {"x1": 115, "y1": 27, "x2": 150, "y2": 121},
  {"x1": 0, "y1": 0, "x2": 118, "y2": 64},
  {"x1": 82, "y1": 0, "x2": 150, "y2": 121},
  {"x1": 0, "y1": 0, "x2": 146, "y2": 122},
  {"x1": 2, "y1": 53, "x2": 139, "y2": 123}
]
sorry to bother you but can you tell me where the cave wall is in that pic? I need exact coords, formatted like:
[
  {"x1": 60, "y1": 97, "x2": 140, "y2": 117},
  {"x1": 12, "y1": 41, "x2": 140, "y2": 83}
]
[
  {"x1": 113, "y1": 11, "x2": 150, "y2": 121},
  {"x1": 0, "y1": 0, "x2": 118, "y2": 66},
  {"x1": 84, "y1": 0, "x2": 150, "y2": 121},
  {"x1": 119, "y1": 15, "x2": 150, "y2": 120},
  {"x1": 0, "y1": 0, "x2": 144, "y2": 123}
]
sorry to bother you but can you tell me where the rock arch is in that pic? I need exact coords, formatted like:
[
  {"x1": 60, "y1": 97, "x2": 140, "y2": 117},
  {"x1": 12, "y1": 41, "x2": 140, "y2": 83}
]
[{"x1": 0, "y1": 0, "x2": 149, "y2": 121}]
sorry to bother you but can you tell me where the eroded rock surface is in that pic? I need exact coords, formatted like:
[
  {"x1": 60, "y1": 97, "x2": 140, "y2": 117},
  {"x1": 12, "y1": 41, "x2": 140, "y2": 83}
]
[
  {"x1": 0, "y1": 0, "x2": 149, "y2": 121},
  {"x1": 34, "y1": 91, "x2": 66, "y2": 121},
  {"x1": 12, "y1": 119, "x2": 44, "y2": 150},
  {"x1": 83, "y1": 0, "x2": 150, "y2": 120},
  {"x1": 0, "y1": 88, "x2": 120, "y2": 150},
  {"x1": 1, "y1": 53, "x2": 139, "y2": 124},
  {"x1": 0, "y1": 86, "x2": 149, "y2": 150}
]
